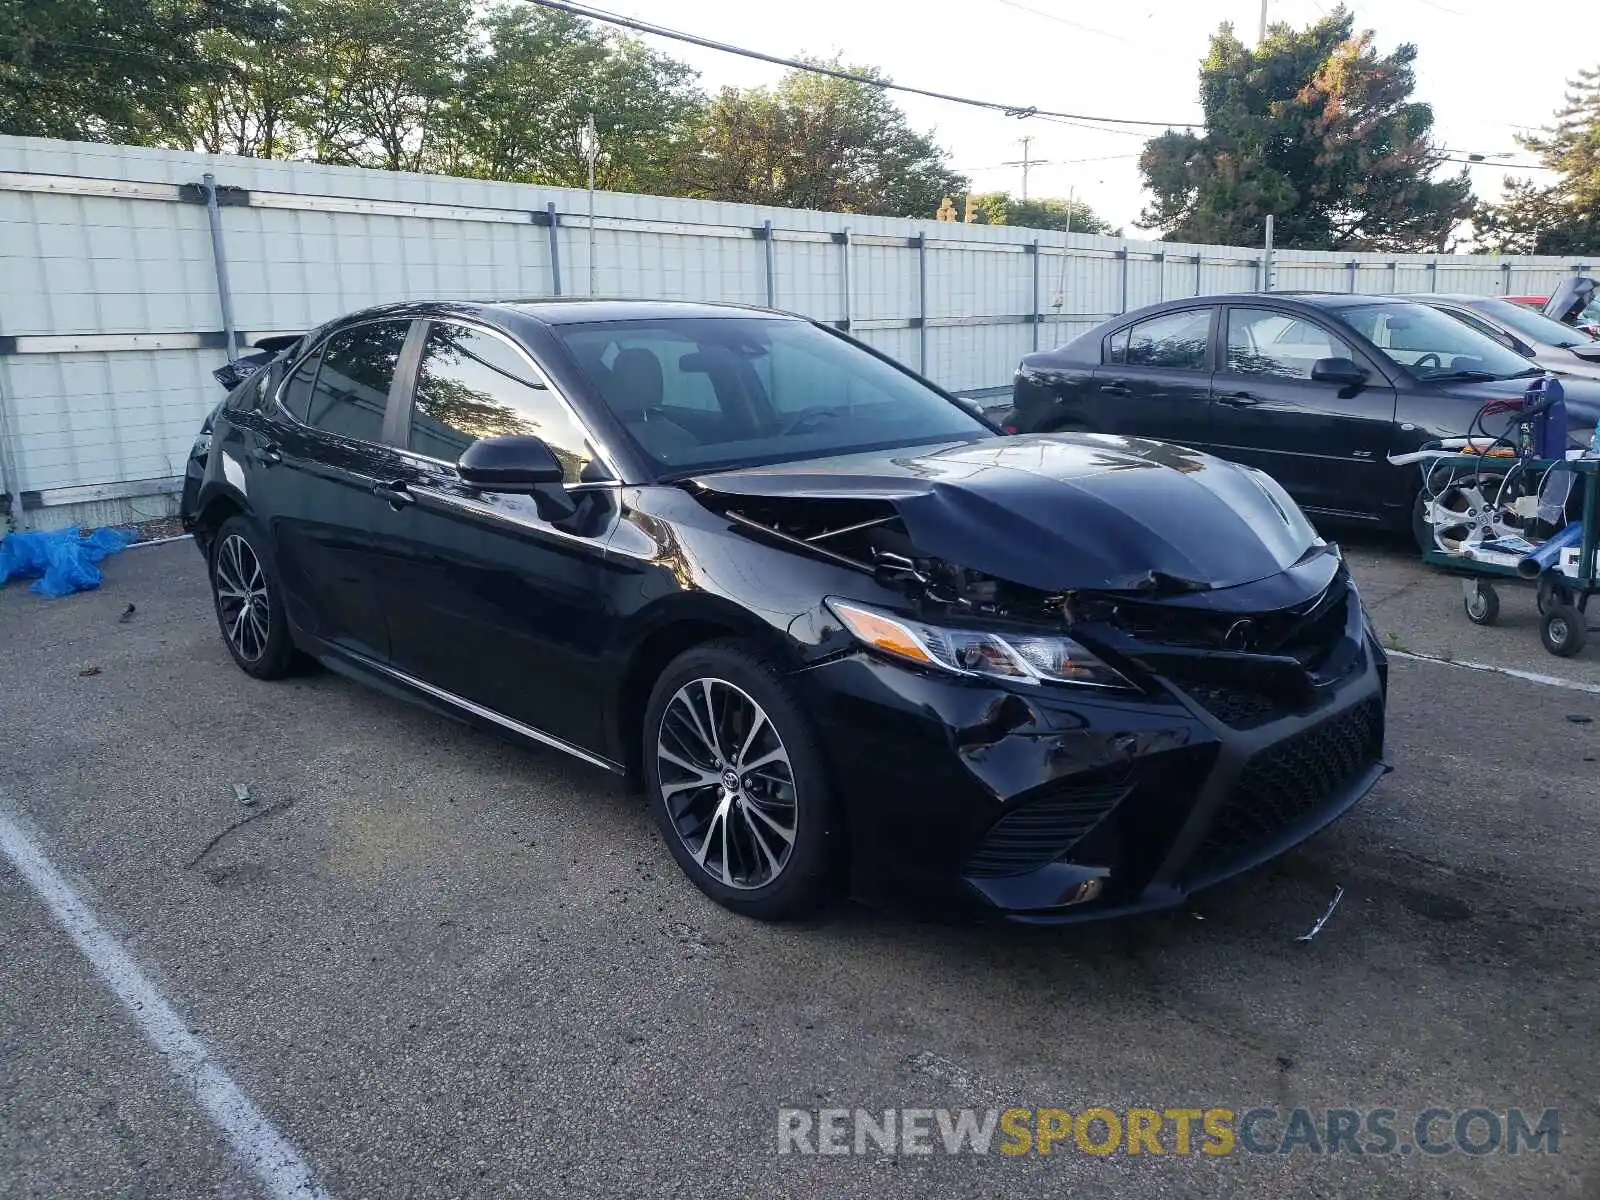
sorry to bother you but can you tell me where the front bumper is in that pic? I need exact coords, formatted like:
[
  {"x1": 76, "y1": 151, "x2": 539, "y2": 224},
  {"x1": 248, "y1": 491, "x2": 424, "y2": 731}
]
[{"x1": 797, "y1": 583, "x2": 1388, "y2": 923}]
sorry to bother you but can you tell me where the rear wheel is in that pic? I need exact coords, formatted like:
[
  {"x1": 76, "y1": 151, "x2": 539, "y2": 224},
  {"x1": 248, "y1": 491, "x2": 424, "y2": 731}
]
[
  {"x1": 643, "y1": 640, "x2": 840, "y2": 920},
  {"x1": 209, "y1": 515, "x2": 296, "y2": 679}
]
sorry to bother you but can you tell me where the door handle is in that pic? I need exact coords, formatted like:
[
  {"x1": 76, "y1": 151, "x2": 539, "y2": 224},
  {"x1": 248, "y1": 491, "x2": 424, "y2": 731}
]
[
  {"x1": 1100, "y1": 380, "x2": 1131, "y2": 395},
  {"x1": 1218, "y1": 391, "x2": 1259, "y2": 407},
  {"x1": 372, "y1": 480, "x2": 415, "y2": 509},
  {"x1": 253, "y1": 442, "x2": 282, "y2": 466}
]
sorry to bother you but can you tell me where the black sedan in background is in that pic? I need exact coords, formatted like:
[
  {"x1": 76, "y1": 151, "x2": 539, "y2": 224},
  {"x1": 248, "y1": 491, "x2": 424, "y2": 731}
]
[
  {"x1": 1008, "y1": 293, "x2": 1600, "y2": 544},
  {"x1": 184, "y1": 299, "x2": 1386, "y2": 924}
]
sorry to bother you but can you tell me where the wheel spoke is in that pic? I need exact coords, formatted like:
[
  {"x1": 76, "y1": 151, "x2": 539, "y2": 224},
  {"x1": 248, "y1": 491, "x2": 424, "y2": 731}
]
[
  {"x1": 740, "y1": 746, "x2": 787, "y2": 774},
  {"x1": 738, "y1": 804, "x2": 783, "y2": 874},
  {"x1": 658, "y1": 743, "x2": 714, "y2": 779},
  {"x1": 741, "y1": 794, "x2": 795, "y2": 845},
  {"x1": 673, "y1": 694, "x2": 719, "y2": 764},
  {"x1": 700, "y1": 680, "x2": 725, "y2": 761},
  {"x1": 735, "y1": 708, "x2": 767, "y2": 770}
]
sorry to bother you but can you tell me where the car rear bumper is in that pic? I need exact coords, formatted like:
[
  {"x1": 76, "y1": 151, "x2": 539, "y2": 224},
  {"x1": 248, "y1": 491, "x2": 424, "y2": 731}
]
[{"x1": 796, "y1": 587, "x2": 1388, "y2": 924}]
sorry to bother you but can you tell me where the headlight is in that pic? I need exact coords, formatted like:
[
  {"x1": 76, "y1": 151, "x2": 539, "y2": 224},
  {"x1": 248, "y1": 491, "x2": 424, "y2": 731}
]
[{"x1": 826, "y1": 599, "x2": 1134, "y2": 690}]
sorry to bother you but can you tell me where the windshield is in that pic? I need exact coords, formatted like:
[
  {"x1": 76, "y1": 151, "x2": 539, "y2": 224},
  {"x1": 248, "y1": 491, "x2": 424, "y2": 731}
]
[
  {"x1": 1470, "y1": 297, "x2": 1597, "y2": 348},
  {"x1": 551, "y1": 317, "x2": 992, "y2": 478},
  {"x1": 1338, "y1": 301, "x2": 1541, "y2": 381}
]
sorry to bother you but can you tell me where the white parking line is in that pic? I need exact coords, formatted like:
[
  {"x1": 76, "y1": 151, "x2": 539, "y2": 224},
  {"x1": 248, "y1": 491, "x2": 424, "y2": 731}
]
[
  {"x1": 0, "y1": 811, "x2": 333, "y2": 1200},
  {"x1": 1388, "y1": 648, "x2": 1600, "y2": 695}
]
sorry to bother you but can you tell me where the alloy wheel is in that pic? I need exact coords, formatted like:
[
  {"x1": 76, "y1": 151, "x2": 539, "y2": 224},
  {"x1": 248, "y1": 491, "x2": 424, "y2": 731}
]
[
  {"x1": 214, "y1": 533, "x2": 270, "y2": 662},
  {"x1": 656, "y1": 677, "x2": 797, "y2": 890},
  {"x1": 1423, "y1": 475, "x2": 1520, "y2": 552}
]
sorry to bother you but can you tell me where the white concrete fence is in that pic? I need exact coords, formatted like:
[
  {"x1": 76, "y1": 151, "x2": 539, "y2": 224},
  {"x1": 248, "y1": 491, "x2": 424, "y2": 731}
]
[{"x1": 3, "y1": 133, "x2": 1596, "y2": 530}]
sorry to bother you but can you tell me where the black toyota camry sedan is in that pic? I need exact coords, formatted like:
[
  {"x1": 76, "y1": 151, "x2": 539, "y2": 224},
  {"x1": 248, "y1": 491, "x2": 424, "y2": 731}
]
[
  {"x1": 182, "y1": 299, "x2": 1387, "y2": 924},
  {"x1": 1006, "y1": 293, "x2": 1600, "y2": 546}
]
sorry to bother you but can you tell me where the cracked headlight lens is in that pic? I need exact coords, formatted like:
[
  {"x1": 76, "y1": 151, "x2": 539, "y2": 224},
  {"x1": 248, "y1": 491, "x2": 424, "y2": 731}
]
[{"x1": 826, "y1": 599, "x2": 1134, "y2": 689}]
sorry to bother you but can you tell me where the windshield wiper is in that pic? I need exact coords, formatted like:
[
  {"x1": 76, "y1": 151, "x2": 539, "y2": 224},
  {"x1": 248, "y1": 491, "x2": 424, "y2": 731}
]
[{"x1": 1419, "y1": 368, "x2": 1535, "y2": 382}]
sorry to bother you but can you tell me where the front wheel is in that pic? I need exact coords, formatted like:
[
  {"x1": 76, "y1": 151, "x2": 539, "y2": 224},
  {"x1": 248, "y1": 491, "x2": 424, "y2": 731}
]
[{"x1": 643, "y1": 640, "x2": 841, "y2": 920}]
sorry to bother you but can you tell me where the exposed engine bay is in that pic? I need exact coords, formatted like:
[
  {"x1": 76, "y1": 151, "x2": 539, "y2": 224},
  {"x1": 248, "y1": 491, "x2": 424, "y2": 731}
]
[{"x1": 702, "y1": 491, "x2": 1347, "y2": 663}]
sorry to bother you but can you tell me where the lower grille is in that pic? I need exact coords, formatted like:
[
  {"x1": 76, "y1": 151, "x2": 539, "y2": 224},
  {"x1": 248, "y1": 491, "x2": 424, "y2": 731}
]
[
  {"x1": 965, "y1": 784, "x2": 1128, "y2": 878},
  {"x1": 1181, "y1": 682, "x2": 1282, "y2": 730},
  {"x1": 1188, "y1": 697, "x2": 1383, "y2": 882}
]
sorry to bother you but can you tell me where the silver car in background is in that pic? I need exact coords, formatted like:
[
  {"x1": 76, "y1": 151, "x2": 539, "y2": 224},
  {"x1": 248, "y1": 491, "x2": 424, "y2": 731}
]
[{"x1": 1414, "y1": 293, "x2": 1600, "y2": 380}]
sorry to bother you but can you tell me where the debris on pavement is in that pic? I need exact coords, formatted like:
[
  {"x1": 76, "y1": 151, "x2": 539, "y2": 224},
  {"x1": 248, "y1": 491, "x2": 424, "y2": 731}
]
[
  {"x1": 1297, "y1": 886, "x2": 1345, "y2": 943},
  {"x1": 1567, "y1": 714, "x2": 1594, "y2": 724},
  {"x1": 0, "y1": 526, "x2": 139, "y2": 597},
  {"x1": 77, "y1": 665, "x2": 101, "y2": 677},
  {"x1": 233, "y1": 783, "x2": 254, "y2": 806},
  {"x1": 118, "y1": 602, "x2": 137, "y2": 623}
]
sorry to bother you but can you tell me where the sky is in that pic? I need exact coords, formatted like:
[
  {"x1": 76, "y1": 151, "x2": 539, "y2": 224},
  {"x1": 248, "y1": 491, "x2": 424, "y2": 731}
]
[{"x1": 585, "y1": 0, "x2": 1598, "y2": 236}]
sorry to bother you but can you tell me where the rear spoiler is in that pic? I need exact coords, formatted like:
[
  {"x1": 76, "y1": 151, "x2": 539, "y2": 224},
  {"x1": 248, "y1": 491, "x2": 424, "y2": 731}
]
[{"x1": 211, "y1": 333, "x2": 304, "y2": 391}]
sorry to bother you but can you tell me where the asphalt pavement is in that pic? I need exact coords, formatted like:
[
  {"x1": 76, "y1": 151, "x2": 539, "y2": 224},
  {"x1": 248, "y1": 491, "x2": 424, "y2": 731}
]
[{"x1": 1, "y1": 534, "x2": 1596, "y2": 1198}]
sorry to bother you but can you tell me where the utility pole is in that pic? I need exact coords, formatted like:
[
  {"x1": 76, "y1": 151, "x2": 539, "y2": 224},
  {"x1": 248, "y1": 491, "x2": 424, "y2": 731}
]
[
  {"x1": 1258, "y1": 0, "x2": 1268, "y2": 43},
  {"x1": 1000, "y1": 137, "x2": 1051, "y2": 204}
]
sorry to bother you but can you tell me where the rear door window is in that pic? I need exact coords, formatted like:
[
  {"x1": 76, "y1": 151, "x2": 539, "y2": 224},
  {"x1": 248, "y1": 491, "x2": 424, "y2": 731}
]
[
  {"x1": 304, "y1": 320, "x2": 411, "y2": 443},
  {"x1": 1122, "y1": 309, "x2": 1212, "y2": 370},
  {"x1": 278, "y1": 346, "x2": 324, "y2": 423}
]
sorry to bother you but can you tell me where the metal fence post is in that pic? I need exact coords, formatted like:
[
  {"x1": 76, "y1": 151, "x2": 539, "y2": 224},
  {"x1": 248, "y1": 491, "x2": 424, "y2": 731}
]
[
  {"x1": 1262, "y1": 214, "x2": 1274, "y2": 291},
  {"x1": 1194, "y1": 254, "x2": 1203, "y2": 296},
  {"x1": 0, "y1": 377, "x2": 24, "y2": 531},
  {"x1": 1348, "y1": 261, "x2": 1358, "y2": 293},
  {"x1": 1154, "y1": 251, "x2": 1165, "y2": 303},
  {"x1": 1500, "y1": 261, "x2": 1512, "y2": 294},
  {"x1": 1388, "y1": 260, "x2": 1399, "y2": 294},
  {"x1": 543, "y1": 202, "x2": 562, "y2": 296},
  {"x1": 915, "y1": 233, "x2": 928, "y2": 374},
  {"x1": 1429, "y1": 259, "x2": 1438, "y2": 292},
  {"x1": 763, "y1": 220, "x2": 776, "y2": 308},
  {"x1": 1030, "y1": 239, "x2": 1041, "y2": 351},
  {"x1": 839, "y1": 228, "x2": 852, "y2": 330},
  {"x1": 1118, "y1": 248, "x2": 1129, "y2": 314},
  {"x1": 201, "y1": 173, "x2": 239, "y2": 361}
]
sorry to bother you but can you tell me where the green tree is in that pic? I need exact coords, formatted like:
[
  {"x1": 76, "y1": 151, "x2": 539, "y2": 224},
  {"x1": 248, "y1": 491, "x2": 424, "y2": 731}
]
[
  {"x1": 1, "y1": 0, "x2": 276, "y2": 143},
  {"x1": 1139, "y1": 6, "x2": 1471, "y2": 251},
  {"x1": 683, "y1": 61, "x2": 967, "y2": 217},
  {"x1": 963, "y1": 191, "x2": 1117, "y2": 234},
  {"x1": 179, "y1": 15, "x2": 304, "y2": 157},
  {"x1": 1478, "y1": 68, "x2": 1600, "y2": 254},
  {"x1": 286, "y1": 0, "x2": 470, "y2": 171},
  {"x1": 439, "y1": 5, "x2": 701, "y2": 190}
]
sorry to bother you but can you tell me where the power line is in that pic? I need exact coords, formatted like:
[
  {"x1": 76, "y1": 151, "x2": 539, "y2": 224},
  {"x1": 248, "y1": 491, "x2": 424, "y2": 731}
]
[
  {"x1": 514, "y1": 0, "x2": 1203, "y2": 130},
  {"x1": 990, "y1": 0, "x2": 1122, "y2": 41}
]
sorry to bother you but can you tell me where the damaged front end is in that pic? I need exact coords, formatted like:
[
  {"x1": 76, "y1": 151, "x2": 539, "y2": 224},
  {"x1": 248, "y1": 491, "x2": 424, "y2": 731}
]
[{"x1": 684, "y1": 439, "x2": 1387, "y2": 922}]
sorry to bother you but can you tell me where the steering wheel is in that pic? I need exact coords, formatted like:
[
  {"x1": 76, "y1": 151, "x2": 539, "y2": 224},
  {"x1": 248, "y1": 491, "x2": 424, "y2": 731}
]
[
  {"x1": 1413, "y1": 352, "x2": 1442, "y2": 372},
  {"x1": 775, "y1": 406, "x2": 847, "y2": 436}
]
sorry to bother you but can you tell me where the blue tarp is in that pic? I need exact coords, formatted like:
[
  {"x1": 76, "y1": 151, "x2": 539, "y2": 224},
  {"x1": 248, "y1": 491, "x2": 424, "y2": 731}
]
[{"x1": 0, "y1": 526, "x2": 140, "y2": 597}]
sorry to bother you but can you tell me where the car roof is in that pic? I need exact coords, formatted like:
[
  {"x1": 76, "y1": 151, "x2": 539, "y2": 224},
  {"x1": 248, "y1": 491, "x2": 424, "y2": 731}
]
[{"x1": 332, "y1": 298, "x2": 792, "y2": 330}]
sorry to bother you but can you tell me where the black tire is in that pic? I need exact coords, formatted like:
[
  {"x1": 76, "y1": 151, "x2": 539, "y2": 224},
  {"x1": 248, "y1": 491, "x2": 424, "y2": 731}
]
[
  {"x1": 1463, "y1": 583, "x2": 1500, "y2": 626},
  {"x1": 209, "y1": 515, "x2": 297, "y2": 679},
  {"x1": 1541, "y1": 605, "x2": 1589, "y2": 658},
  {"x1": 643, "y1": 639, "x2": 841, "y2": 920}
]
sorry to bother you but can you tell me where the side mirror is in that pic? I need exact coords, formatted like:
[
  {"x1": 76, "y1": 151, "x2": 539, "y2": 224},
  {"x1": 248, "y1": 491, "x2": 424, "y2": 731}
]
[
  {"x1": 457, "y1": 435, "x2": 564, "y2": 492},
  {"x1": 1310, "y1": 357, "x2": 1369, "y2": 386},
  {"x1": 954, "y1": 396, "x2": 986, "y2": 418}
]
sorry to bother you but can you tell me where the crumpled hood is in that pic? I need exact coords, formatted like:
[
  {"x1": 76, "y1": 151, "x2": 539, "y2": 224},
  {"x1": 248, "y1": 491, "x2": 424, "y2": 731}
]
[{"x1": 690, "y1": 433, "x2": 1321, "y2": 593}]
